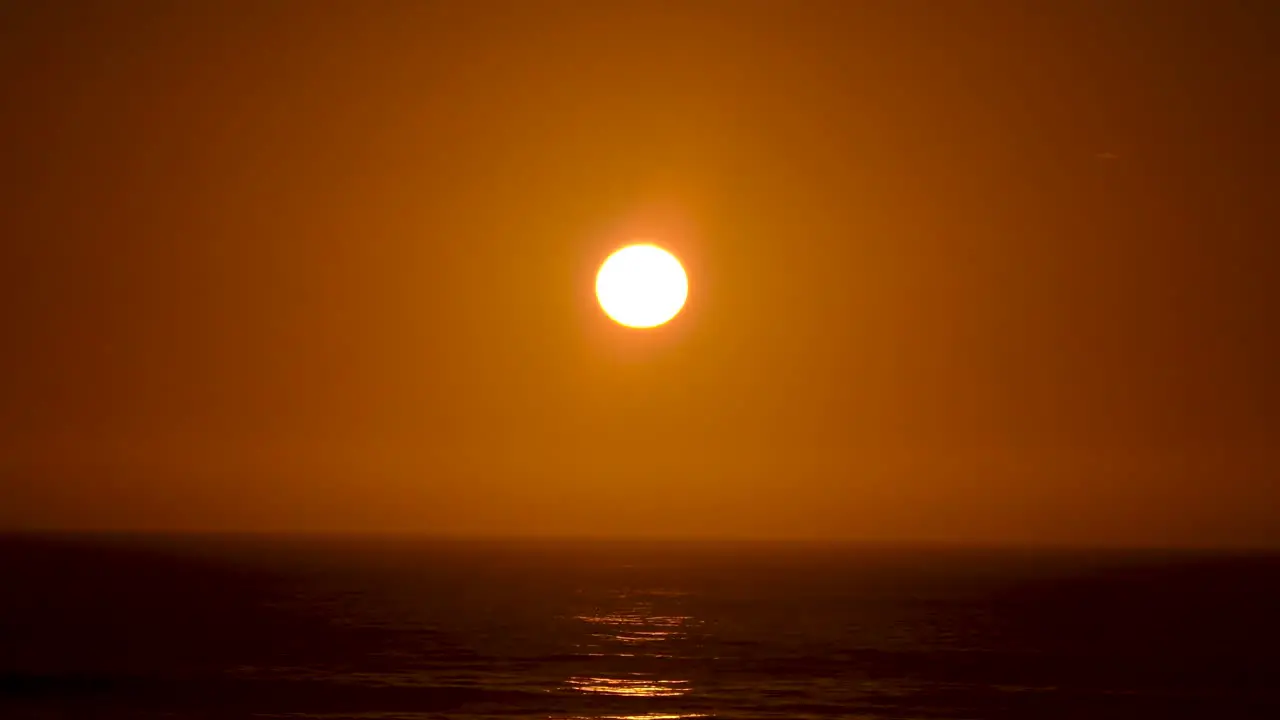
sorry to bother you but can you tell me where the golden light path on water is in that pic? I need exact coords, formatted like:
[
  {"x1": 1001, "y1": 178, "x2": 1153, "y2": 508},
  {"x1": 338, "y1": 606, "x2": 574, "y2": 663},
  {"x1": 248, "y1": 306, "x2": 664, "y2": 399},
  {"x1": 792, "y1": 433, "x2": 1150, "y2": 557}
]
[
  {"x1": 551, "y1": 715, "x2": 710, "y2": 720},
  {"x1": 565, "y1": 677, "x2": 690, "y2": 697},
  {"x1": 563, "y1": 589, "x2": 700, "y2": 712}
]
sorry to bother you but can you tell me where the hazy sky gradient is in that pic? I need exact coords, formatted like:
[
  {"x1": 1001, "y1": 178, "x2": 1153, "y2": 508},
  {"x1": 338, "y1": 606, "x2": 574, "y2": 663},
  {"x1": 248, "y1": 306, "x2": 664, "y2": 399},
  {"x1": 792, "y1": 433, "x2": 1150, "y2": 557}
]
[{"x1": 2, "y1": 0, "x2": 1277, "y2": 546}]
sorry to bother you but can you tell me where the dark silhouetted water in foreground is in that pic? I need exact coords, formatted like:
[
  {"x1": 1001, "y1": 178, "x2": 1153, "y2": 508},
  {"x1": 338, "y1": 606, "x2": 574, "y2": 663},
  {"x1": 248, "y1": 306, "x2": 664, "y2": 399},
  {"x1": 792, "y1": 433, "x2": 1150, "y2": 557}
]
[{"x1": 3, "y1": 535, "x2": 1280, "y2": 719}]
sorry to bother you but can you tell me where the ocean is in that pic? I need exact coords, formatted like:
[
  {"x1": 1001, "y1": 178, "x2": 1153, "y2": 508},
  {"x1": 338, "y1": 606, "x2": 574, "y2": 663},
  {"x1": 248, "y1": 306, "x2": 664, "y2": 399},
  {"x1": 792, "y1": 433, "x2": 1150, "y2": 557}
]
[{"x1": 2, "y1": 534, "x2": 1279, "y2": 719}]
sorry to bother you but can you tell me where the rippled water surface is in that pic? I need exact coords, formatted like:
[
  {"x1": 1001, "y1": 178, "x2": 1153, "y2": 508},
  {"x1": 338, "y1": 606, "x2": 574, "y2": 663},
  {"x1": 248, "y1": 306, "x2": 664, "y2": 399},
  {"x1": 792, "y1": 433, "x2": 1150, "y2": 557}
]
[{"x1": 3, "y1": 535, "x2": 1280, "y2": 718}]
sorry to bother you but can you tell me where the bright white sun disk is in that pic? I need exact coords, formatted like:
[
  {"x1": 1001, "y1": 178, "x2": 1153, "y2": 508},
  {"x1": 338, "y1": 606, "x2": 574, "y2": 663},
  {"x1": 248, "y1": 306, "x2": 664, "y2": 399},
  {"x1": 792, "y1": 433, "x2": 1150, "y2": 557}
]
[{"x1": 595, "y1": 244, "x2": 688, "y2": 328}]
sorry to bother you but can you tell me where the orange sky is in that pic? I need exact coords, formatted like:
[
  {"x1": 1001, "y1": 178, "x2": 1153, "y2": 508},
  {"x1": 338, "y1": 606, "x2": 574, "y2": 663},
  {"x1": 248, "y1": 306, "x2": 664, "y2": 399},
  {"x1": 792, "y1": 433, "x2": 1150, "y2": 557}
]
[{"x1": 2, "y1": 1, "x2": 1277, "y2": 547}]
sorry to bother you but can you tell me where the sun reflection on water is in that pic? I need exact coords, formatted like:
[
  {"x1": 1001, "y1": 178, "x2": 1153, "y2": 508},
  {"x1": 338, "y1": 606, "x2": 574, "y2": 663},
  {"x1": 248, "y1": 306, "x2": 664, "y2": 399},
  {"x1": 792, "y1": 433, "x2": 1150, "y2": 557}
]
[
  {"x1": 575, "y1": 604, "x2": 696, "y2": 648},
  {"x1": 566, "y1": 591, "x2": 698, "y2": 703},
  {"x1": 551, "y1": 714, "x2": 710, "y2": 719},
  {"x1": 565, "y1": 676, "x2": 690, "y2": 697}
]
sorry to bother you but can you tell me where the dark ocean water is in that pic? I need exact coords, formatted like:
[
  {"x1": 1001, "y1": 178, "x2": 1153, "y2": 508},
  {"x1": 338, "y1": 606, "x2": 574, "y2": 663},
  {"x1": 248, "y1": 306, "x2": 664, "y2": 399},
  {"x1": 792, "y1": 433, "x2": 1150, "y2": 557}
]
[{"x1": 2, "y1": 535, "x2": 1280, "y2": 719}]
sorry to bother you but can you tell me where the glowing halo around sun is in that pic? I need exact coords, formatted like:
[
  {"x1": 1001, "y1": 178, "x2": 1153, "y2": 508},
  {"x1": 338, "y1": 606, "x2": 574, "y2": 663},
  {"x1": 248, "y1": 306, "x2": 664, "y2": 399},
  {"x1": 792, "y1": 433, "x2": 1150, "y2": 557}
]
[{"x1": 595, "y1": 243, "x2": 688, "y2": 328}]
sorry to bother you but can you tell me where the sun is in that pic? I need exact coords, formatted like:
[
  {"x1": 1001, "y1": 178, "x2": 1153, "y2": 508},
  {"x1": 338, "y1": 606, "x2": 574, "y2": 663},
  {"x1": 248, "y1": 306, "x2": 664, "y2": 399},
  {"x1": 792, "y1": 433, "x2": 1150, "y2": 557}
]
[{"x1": 595, "y1": 243, "x2": 688, "y2": 328}]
